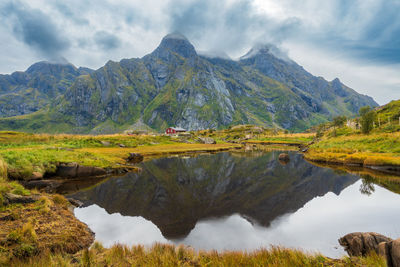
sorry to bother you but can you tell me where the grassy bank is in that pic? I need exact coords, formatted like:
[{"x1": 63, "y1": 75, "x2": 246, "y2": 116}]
[
  {"x1": 196, "y1": 125, "x2": 315, "y2": 145},
  {"x1": 7, "y1": 242, "x2": 385, "y2": 267},
  {"x1": 0, "y1": 131, "x2": 240, "y2": 180},
  {"x1": 247, "y1": 133, "x2": 314, "y2": 145},
  {"x1": 1, "y1": 153, "x2": 94, "y2": 264},
  {"x1": 305, "y1": 131, "x2": 400, "y2": 166},
  {"x1": 0, "y1": 181, "x2": 93, "y2": 264}
]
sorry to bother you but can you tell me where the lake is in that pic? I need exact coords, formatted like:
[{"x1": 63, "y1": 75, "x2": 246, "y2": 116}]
[{"x1": 68, "y1": 150, "x2": 400, "y2": 257}]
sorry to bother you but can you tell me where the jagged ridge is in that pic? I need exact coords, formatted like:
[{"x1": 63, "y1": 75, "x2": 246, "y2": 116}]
[{"x1": 0, "y1": 33, "x2": 377, "y2": 133}]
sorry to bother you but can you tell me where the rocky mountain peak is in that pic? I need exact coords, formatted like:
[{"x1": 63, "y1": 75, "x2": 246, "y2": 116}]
[
  {"x1": 240, "y1": 43, "x2": 291, "y2": 62},
  {"x1": 151, "y1": 32, "x2": 197, "y2": 59},
  {"x1": 163, "y1": 32, "x2": 189, "y2": 41},
  {"x1": 240, "y1": 44, "x2": 273, "y2": 60},
  {"x1": 25, "y1": 60, "x2": 77, "y2": 75}
]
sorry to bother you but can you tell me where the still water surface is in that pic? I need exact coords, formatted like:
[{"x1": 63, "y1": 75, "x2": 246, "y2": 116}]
[{"x1": 69, "y1": 151, "x2": 400, "y2": 257}]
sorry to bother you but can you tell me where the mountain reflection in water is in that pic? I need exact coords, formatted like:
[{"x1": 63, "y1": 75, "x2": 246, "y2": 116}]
[{"x1": 69, "y1": 151, "x2": 400, "y2": 257}]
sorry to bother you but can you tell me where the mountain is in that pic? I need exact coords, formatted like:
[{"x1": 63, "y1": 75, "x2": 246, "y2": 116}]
[
  {"x1": 0, "y1": 61, "x2": 93, "y2": 117},
  {"x1": 0, "y1": 33, "x2": 377, "y2": 133}
]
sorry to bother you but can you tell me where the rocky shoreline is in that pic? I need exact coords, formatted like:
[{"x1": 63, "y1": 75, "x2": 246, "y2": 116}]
[{"x1": 304, "y1": 156, "x2": 400, "y2": 176}]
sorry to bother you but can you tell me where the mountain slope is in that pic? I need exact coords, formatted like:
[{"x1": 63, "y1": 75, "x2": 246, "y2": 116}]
[
  {"x1": 0, "y1": 33, "x2": 377, "y2": 133},
  {"x1": 0, "y1": 61, "x2": 93, "y2": 117}
]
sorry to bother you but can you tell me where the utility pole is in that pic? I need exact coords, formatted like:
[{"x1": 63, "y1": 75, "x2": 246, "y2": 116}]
[{"x1": 378, "y1": 117, "x2": 381, "y2": 127}]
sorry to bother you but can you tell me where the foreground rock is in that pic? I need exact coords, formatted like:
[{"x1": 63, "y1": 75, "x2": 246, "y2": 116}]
[
  {"x1": 278, "y1": 153, "x2": 290, "y2": 162},
  {"x1": 30, "y1": 172, "x2": 43, "y2": 180},
  {"x1": 198, "y1": 137, "x2": 216, "y2": 144},
  {"x1": 339, "y1": 232, "x2": 392, "y2": 256},
  {"x1": 56, "y1": 163, "x2": 106, "y2": 178},
  {"x1": 339, "y1": 232, "x2": 400, "y2": 267},
  {"x1": 3, "y1": 193, "x2": 40, "y2": 205},
  {"x1": 127, "y1": 153, "x2": 144, "y2": 163},
  {"x1": 379, "y1": 238, "x2": 400, "y2": 267},
  {"x1": 23, "y1": 179, "x2": 63, "y2": 192}
]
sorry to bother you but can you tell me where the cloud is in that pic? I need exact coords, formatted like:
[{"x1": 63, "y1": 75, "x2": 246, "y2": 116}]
[
  {"x1": 51, "y1": 2, "x2": 89, "y2": 26},
  {"x1": 271, "y1": 0, "x2": 400, "y2": 65},
  {"x1": 167, "y1": 0, "x2": 301, "y2": 56},
  {"x1": 0, "y1": 0, "x2": 398, "y2": 104},
  {"x1": 0, "y1": 1, "x2": 70, "y2": 60},
  {"x1": 94, "y1": 31, "x2": 120, "y2": 50}
]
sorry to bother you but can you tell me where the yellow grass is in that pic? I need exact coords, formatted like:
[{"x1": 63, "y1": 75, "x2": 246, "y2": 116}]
[
  {"x1": 6, "y1": 243, "x2": 386, "y2": 267},
  {"x1": 305, "y1": 151, "x2": 400, "y2": 166},
  {"x1": 0, "y1": 157, "x2": 7, "y2": 180},
  {"x1": 0, "y1": 130, "x2": 242, "y2": 179},
  {"x1": 306, "y1": 131, "x2": 400, "y2": 167},
  {"x1": 0, "y1": 194, "x2": 94, "y2": 265}
]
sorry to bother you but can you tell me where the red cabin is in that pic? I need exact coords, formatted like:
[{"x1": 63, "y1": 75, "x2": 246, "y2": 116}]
[{"x1": 165, "y1": 127, "x2": 186, "y2": 134}]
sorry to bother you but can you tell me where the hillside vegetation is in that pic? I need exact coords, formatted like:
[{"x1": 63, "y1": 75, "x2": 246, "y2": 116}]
[{"x1": 305, "y1": 100, "x2": 400, "y2": 167}]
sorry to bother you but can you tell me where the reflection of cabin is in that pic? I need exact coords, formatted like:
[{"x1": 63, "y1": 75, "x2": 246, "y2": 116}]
[{"x1": 165, "y1": 127, "x2": 186, "y2": 134}]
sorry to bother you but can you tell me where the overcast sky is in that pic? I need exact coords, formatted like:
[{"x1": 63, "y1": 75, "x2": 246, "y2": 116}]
[{"x1": 0, "y1": 0, "x2": 399, "y2": 104}]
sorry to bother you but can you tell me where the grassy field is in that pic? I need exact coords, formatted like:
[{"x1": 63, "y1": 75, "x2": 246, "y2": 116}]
[
  {"x1": 305, "y1": 130, "x2": 400, "y2": 166},
  {"x1": 0, "y1": 127, "x2": 313, "y2": 181},
  {"x1": 0, "y1": 131, "x2": 241, "y2": 180},
  {"x1": 304, "y1": 99, "x2": 400, "y2": 167},
  {"x1": 198, "y1": 125, "x2": 315, "y2": 145}
]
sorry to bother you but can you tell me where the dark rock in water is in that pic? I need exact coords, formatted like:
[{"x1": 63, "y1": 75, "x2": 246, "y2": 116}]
[
  {"x1": 127, "y1": 153, "x2": 144, "y2": 163},
  {"x1": 77, "y1": 166, "x2": 106, "y2": 177},
  {"x1": 339, "y1": 232, "x2": 392, "y2": 256},
  {"x1": 278, "y1": 153, "x2": 290, "y2": 162},
  {"x1": 30, "y1": 172, "x2": 43, "y2": 180},
  {"x1": 301, "y1": 147, "x2": 309, "y2": 152},
  {"x1": 56, "y1": 163, "x2": 106, "y2": 178},
  {"x1": 198, "y1": 137, "x2": 216, "y2": 144},
  {"x1": 67, "y1": 197, "x2": 84, "y2": 207},
  {"x1": 4, "y1": 193, "x2": 40, "y2": 205},
  {"x1": 56, "y1": 162, "x2": 78, "y2": 177},
  {"x1": 24, "y1": 179, "x2": 63, "y2": 191}
]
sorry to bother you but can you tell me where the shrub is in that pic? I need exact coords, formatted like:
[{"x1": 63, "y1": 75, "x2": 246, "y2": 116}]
[
  {"x1": 359, "y1": 106, "x2": 376, "y2": 134},
  {"x1": 82, "y1": 248, "x2": 94, "y2": 267},
  {"x1": 35, "y1": 196, "x2": 52, "y2": 213},
  {"x1": 10, "y1": 182, "x2": 31, "y2": 196},
  {"x1": 332, "y1": 115, "x2": 347, "y2": 128},
  {"x1": 52, "y1": 194, "x2": 69, "y2": 208},
  {"x1": 0, "y1": 157, "x2": 7, "y2": 180},
  {"x1": 13, "y1": 243, "x2": 37, "y2": 258}
]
